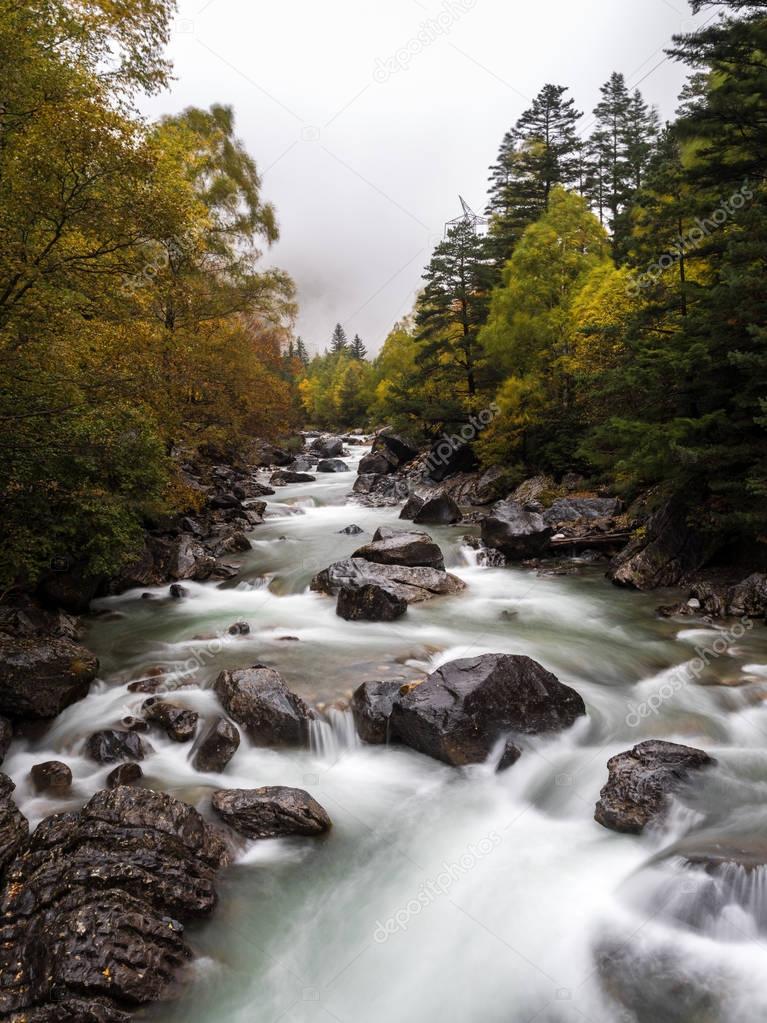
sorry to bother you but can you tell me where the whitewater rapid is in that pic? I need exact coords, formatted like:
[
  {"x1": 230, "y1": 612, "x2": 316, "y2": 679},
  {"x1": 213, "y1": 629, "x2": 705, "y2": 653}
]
[{"x1": 6, "y1": 443, "x2": 767, "y2": 1022}]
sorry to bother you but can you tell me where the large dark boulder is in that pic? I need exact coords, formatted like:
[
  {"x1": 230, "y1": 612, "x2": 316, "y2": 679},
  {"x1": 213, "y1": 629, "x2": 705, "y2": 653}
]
[
  {"x1": 413, "y1": 495, "x2": 462, "y2": 526},
  {"x1": 351, "y1": 680, "x2": 402, "y2": 743},
  {"x1": 84, "y1": 729, "x2": 147, "y2": 764},
  {"x1": 353, "y1": 527, "x2": 445, "y2": 570},
  {"x1": 254, "y1": 443, "x2": 292, "y2": 467},
  {"x1": 425, "y1": 441, "x2": 478, "y2": 483},
  {"x1": 269, "y1": 469, "x2": 316, "y2": 486},
  {"x1": 371, "y1": 432, "x2": 418, "y2": 470},
  {"x1": 481, "y1": 500, "x2": 553, "y2": 560},
  {"x1": 309, "y1": 435, "x2": 344, "y2": 459},
  {"x1": 317, "y1": 458, "x2": 349, "y2": 473},
  {"x1": 311, "y1": 558, "x2": 464, "y2": 604},
  {"x1": 389, "y1": 654, "x2": 586, "y2": 767},
  {"x1": 0, "y1": 636, "x2": 98, "y2": 719},
  {"x1": 399, "y1": 494, "x2": 425, "y2": 520},
  {"x1": 191, "y1": 716, "x2": 241, "y2": 773},
  {"x1": 336, "y1": 582, "x2": 408, "y2": 622},
  {"x1": 0, "y1": 787, "x2": 226, "y2": 1018},
  {"x1": 595, "y1": 740, "x2": 714, "y2": 834},
  {"x1": 214, "y1": 665, "x2": 313, "y2": 747},
  {"x1": 211, "y1": 786, "x2": 331, "y2": 839},
  {"x1": 685, "y1": 573, "x2": 767, "y2": 620},
  {"x1": 609, "y1": 497, "x2": 711, "y2": 591},
  {"x1": 358, "y1": 451, "x2": 394, "y2": 475},
  {"x1": 352, "y1": 474, "x2": 411, "y2": 506},
  {"x1": 0, "y1": 774, "x2": 28, "y2": 875}
]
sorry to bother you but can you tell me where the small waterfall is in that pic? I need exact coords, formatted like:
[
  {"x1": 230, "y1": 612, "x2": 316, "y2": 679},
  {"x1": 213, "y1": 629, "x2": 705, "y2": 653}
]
[{"x1": 309, "y1": 708, "x2": 360, "y2": 759}]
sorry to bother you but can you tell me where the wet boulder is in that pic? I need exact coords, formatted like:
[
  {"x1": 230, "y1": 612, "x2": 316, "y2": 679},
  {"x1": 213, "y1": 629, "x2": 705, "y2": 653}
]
[
  {"x1": 338, "y1": 524, "x2": 364, "y2": 535},
  {"x1": 0, "y1": 787, "x2": 226, "y2": 1018},
  {"x1": 351, "y1": 680, "x2": 403, "y2": 743},
  {"x1": 142, "y1": 699, "x2": 199, "y2": 743},
  {"x1": 289, "y1": 455, "x2": 316, "y2": 472},
  {"x1": 269, "y1": 469, "x2": 316, "y2": 486},
  {"x1": 214, "y1": 665, "x2": 313, "y2": 747},
  {"x1": 191, "y1": 716, "x2": 241, "y2": 773},
  {"x1": 542, "y1": 497, "x2": 621, "y2": 526},
  {"x1": 481, "y1": 500, "x2": 553, "y2": 561},
  {"x1": 106, "y1": 762, "x2": 143, "y2": 789},
  {"x1": 317, "y1": 458, "x2": 349, "y2": 473},
  {"x1": 353, "y1": 527, "x2": 445, "y2": 571},
  {"x1": 686, "y1": 573, "x2": 767, "y2": 620},
  {"x1": 84, "y1": 729, "x2": 147, "y2": 763},
  {"x1": 371, "y1": 432, "x2": 418, "y2": 470},
  {"x1": 609, "y1": 497, "x2": 711, "y2": 591},
  {"x1": 352, "y1": 474, "x2": 410, "y2": 507},
  {"x1": 0, "y1": 636, "x2": 98, "y2": 719},
  {"x1": 311, "y1": 558, "x2": 464, "y2": 603},
  {"x1": 399, "y1": 494, "x2": 425, "y2": 520},
  {"x1": 389, "y1": 654, "x2": 586, "y2": 768},
  {"x1": 211, "y1": 786, "x2": 331, "y2": 839},
  {"x1": 30, "y1": 761, "x2": 72, "y2": 796},
  {"x1": 413, "y1": 494, "x2": 462, "y2": 526},
  {"x1": 336, "y1": 582, "x2": 408, "y2": 622},
  {"x1": 0, "y1": 773, "x2": 28, "y2": 875},
  {"x1": 309, "y1": 435, "x2": 344, "y2": 458},
  {"x1": 358, "y1": 451, "x2": 394, "y2": 476},
  {"x1": 594, "y1": 740, "x2": 715, "y2": 834}
]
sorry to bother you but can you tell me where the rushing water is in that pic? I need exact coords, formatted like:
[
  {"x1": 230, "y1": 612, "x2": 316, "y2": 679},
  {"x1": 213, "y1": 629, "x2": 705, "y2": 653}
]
[{"x1": 6, "y1": 443, "x2": 767, "y2": 1022}]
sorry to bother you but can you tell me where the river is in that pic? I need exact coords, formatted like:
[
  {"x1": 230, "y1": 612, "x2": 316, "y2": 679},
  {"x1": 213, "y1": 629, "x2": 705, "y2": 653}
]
[{"x1": 5, "y1": 442, "x2": 767, "y2": 1022}]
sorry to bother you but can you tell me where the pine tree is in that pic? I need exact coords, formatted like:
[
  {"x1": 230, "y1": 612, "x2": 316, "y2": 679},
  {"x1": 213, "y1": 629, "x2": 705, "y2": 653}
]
[
  {"x1": 350, "y1": 333, "x2": 367, "y2": 360},
  {"x1": 329, "y1": 323, "x2": 348, "y2": 354},
  {"x1": 295, "y1": 336, "x2": 310, "y2": 366},
  {"x1": 485, "y1": 84, "x2": 583, "y2": 268},
  {"x1": 409, "y1": 220, "x2": 495, "y2": 413}
]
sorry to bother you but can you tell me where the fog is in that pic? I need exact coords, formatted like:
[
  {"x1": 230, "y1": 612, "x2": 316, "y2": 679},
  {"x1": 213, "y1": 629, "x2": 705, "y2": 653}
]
[{"x1": 144, "y1": 0, "x2": 709, "y2": 354}]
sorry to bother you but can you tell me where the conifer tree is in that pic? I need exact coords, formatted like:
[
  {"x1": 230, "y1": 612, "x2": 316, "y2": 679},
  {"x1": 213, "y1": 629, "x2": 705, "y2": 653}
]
[
  {"x1": 295, "y1": 336, "x2": 310, "y2": 366},
  {"x1": 329, "y1": 323, "x2": 348, "y2": 354},
  {"x1": 350, "y1": 333, "x2": 367, "y2": 360}
]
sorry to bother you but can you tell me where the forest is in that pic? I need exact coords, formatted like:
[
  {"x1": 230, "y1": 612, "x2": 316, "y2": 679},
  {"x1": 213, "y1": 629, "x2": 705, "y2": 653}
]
[{"x1": 2, "y1": 0, "x2": 766, "y2": 584}]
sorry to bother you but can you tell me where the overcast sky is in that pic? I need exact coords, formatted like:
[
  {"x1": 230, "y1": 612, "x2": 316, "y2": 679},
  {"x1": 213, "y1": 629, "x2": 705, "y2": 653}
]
[{"x1": 144, "y1": 0, "x2": 708, "y2": 355}]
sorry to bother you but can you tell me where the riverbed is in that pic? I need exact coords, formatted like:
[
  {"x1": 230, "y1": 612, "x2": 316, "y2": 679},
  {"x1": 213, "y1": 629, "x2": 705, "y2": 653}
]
[{"x1": 6, "y1": 443, "x2": 767, "y2": 1022}]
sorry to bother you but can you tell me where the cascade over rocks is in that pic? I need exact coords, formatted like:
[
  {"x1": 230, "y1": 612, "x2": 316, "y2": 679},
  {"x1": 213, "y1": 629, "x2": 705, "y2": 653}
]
[
  {"x1": 481, "y1": 500, "x2": 553, "y2": 560},
  {"x1": 594, "y1": 740, "x2": 715, "y2": 834},
  {"x1": 0, "y1": 787, "x2": 227, "y2": 1018},
  {"x1": 214, "y1": 665, "x2": 314, "y2": 747},
  {"x1": 211, "y1": 786, "x2": 332, "y2": 839},
  {"x1": 0, "y1": 635, "x2": 98, "y2": 719},
  {"x1": 377, "y1": 653, "x2": 587, "y2": 767}
]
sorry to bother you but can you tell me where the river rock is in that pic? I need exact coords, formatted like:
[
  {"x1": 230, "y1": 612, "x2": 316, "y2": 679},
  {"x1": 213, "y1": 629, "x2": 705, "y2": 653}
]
[
  {"x1": 594, "y1": 740, "x2": 715, "y2": 834},
  {"x1": 84, "y1": 729, "x2": 147, "y2": 763},
  {"x1": 142, "y1": 699, "x2": 199, "y2": 742},
  {"x1": 351, "y1": 680, "x2": 403, "y2": 743},
  {"x1": 609, "y1": 497, "x2": 710, "y2": 590},
  {"x1": 106, "y1": 762, "x2": 143, "y2": 789},
  {"x1": 191, "y1": 716, "x2": 241, "y2": 773},
  {"x1": 270, "y1": 469, "x2": 316, "y2": 485},
  {"x1": 543, "y1": 497, "x2": 621, "y2": 525},
  {"x1": 352, "y1": 474, "x2": 411, "y2": 507},
  {"x1": 214, "y1": 665, "x2": 313, "y2": 747},
  {"x1": 0, "y1": 786, "x2": 226, "y2": 1018},
  {"x1": 255, "y1": 442, "x2": 292, "y2": 467},
  {"x1": 358, "y1": 451, "x2": 394, "y2": 475},
  {"x1": 169, "y1": 583, "x2": 187, "y2": 599},
  {"x1": 685, "y1": 574, "x2": 767, "y2": 620},
  {"x1": 371, "y1": 431, "x2": 418, "y2": 470},
  {"x1": 413, "y1": 494, "x2": 462, "y2": 526},
  {"x1": 211, "y1": 786, "x2": 332, "y2": 839},
  {"x1": 338, "y1": 524, "x2": 364, "y2": 535},
  {"x1": 353, "y1": 528, "x2": 445, "y2": 571},
  {"x1": 311, "y1": 558, "x2": 464, "y2": 604},
  {"x1": 389, "y1": 654, "x2": 586, "y2": 767},
  {"x1": 337, "y1": 582, "x2": 408, "y2": 622},
  {"x1": 0, "y1": 636, "x2": 98, "y2": 719},
  {"x1": 228, "y1": 620, "x2": 251, "y2": 635},
  {"x1": 481, "y1": 500, "x2": 553, "y2": 560},
  {"x1": 309, "y1": 435, "x2": 344, "y2": 459},
  {"x1": 30, "y1": 761, "x2": 72, "y2": 796},
  {"x1": 317, "y1": 458, "x2": 349, "y2": 473},
  {"x1": 0, "y1": 774, "x2": 28, "y2": 875},
  {"x1": 289, "y1": 455, "x2": 316, "y2": 472},
  {"x1": 399, "y1": 494, "x2": 425, "y2": 520},
  {"x1": 0, "y1": 718, "x2": 12, "y2": 765}
]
